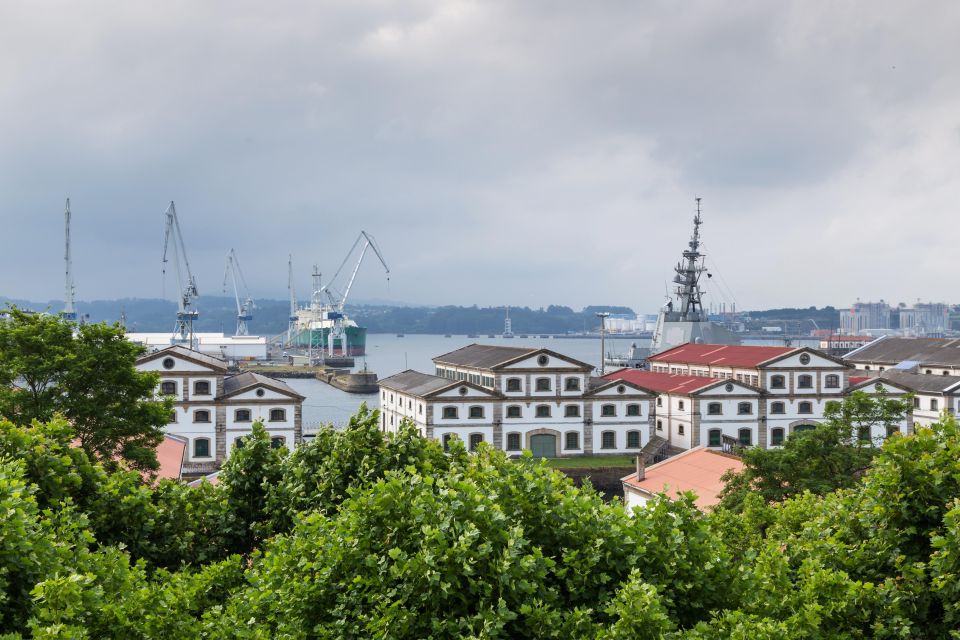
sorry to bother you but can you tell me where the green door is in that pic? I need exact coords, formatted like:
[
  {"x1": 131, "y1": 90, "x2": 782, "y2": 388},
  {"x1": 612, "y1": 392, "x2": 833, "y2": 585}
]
[{"x1": 530, "y1": 434, "x2": 556, "y2": 458}]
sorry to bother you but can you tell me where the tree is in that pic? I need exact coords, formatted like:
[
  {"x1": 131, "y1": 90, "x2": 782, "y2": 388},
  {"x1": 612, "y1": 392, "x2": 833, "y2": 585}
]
[
  {"x1": 719, "y1": 390, "x2": 911, "y2": 510},
  {"x1": 0, "y1": 306, "x2": 170, "y2": 471}
]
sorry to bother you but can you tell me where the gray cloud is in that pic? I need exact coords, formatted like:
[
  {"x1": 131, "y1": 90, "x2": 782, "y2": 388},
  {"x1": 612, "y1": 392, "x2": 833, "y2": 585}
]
[{"x1": 1, "y1": 0, "x2": 958, "y2": 312}]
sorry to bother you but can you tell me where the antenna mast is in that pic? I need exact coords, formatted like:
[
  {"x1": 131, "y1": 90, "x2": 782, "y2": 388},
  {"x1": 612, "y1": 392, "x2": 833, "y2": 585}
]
[
  {"x1": 673, "y1": 197, "x2": 707, "y2": 321},
  {"x1": 161, "y1": 201, "x2": 199, "y2": 346},
  {"x1": 63, "y1": 198, "x2": 77, "y2": 321}
]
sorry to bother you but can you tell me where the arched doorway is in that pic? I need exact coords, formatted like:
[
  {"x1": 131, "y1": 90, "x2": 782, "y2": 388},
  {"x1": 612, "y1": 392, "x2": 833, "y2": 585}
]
[{"x1": 530, "y1": 434, "x2": 557, "y2": 458}]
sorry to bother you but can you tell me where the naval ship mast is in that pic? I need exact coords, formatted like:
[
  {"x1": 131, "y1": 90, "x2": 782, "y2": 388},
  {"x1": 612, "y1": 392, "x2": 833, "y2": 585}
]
[
  {"x1": 649, "y1": 197, "x2": 740, "y2": 353},
  {"x1": 674, "y1": 197, "x2": 707, "y2": 322}
]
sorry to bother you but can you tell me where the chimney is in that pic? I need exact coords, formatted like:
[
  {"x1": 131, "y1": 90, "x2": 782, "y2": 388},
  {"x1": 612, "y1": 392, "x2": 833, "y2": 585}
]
[{"x1": 635, "y1": 455, "x2": 645, "y2": 481}]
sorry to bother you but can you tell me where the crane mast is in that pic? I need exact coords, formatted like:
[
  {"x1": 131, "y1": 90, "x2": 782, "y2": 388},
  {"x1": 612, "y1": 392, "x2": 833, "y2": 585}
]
[
  {"x1": 162, "y1": 201, "x2": 199, "y2": 346},
  {"x1": 287, "y1": 254, "x2": 298, "y2": 346},
  {"x1": 63, "y1": 198, "x2": 77, "y2": 321},
  {"x1": 223, "y1": 248, "x2": 255, "y2": 336}
]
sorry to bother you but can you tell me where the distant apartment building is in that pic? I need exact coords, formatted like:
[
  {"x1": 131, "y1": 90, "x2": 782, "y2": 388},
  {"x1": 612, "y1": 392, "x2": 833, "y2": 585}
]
[
  {"x1": 899, "y1": 303, "x2": 950, "y2": 337},
  {"x1": 840, "y1": 301, "x2": 891, "y2": 335}
]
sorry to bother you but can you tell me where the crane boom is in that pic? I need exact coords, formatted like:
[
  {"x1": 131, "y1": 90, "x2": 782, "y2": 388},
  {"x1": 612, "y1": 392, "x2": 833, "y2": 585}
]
[
  {"x1": 162, "y1": 201, "x2": 199, "y2": 345},
  {"x1": 321, "y1": 231, "x2": 390, "y2": 311},
  {"x1": 63, "y1": 198, "x2": 77, "y2": 321},
  {"x1": 223, "y1": 248, "x2": 255, "y2": 336}
]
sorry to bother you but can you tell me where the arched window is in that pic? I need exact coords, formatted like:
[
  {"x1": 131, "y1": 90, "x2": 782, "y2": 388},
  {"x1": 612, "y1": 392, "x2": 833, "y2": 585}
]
[
  {"x1": 535, "y1": 405, "x2": 551, "y2": 418},
  {"x1": 770, "y1": 428, "x2": 785, "y2": 446},
  {"x1": 235, "y1": 409, "x2": 252, "y2": 422},
  {"x1": 469, "y1": 434, "x2": 483, "y2": 451},
  {"x1": 770, "y1": 401, "x2": 785, "y2": 414},
  {"x1": 564, "y1": 377, "x2": 581, "y2": 391},
  {"x1": 601, "y1": 431, "x2": 616, "y2": 449},
  {"x1": 601, "y1": 404, "x2": 616, "y2": 417},
  {"x1": 194, "y1": 380, "x2": 211, "y2": 395},
  {"x1": 707, "y1": 402, "x2": 722, "y2": 415},
  {"x1": 770, "y1": 375, "x2": 785, "y2": 389},
  {"x1": 193, "y1": 410, "x2": 211, "y2": 423},
  {"x1": 565, "y1": 431, "x2": 579, "y2": 450},
  {"x1": 535, "y1": 378, "x2": 551, "y2": 392},
  {"x1": 626, "y1": 431, "x2": 641, "y2": 448},
  {"x1": 824, "y1": 374, "x2": 840, "y2": 389},
  {"x1": 797, "y1": 374, "x2": 813, "y2": 389},
  {"x1": 506, "y1": 378, "x2": 522, "y2": 392},
  {"x1": 442, "y1": 407, "x2": 458, "y2": 419},
  {"x1": 564, "y1": 405, "x2": 580, "y2": 418},
  {"x1": 626, "y1": 403, "x2": 641, "y2": 416},
  {"x1": 708, "y1": 429, "x2": 722, "y2": 447},
  {"x1": 798, "y1": 401, "x2": 813, "y2": 414},
  {"x1": 271, "y1": 436, "x2": 286, "y2": 449},
  {"x1": 738, "y1": 428, "x2": 752, "y2": 446},
  {"x1": 193, "y1": 438, "x2": 210, "y2": 458},
  {"x1": 737, "y1": 402, "x2": 752, "y2": 415},
  {"x1": 506, "y1": 433, "x2": 521, "y2": 451},
  {"x1": 269, "y1": 408, "x2": 286, "y2": 422},
  {"x1": 506, "y1": 406, "x2": 521, "y2": 418},
  {"x1": 160, "y1": 381, "x2": 177, "y2": 396},
  {"x1": 794, "y1": 423, "x2": 816, "y2": 434},
  {"x1": 468, "y1": 406, "x2": 484, "y2": 419}
]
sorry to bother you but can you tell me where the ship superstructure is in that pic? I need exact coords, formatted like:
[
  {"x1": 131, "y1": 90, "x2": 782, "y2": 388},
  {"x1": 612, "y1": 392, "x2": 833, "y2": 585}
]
[{"x1": 649, "y1": 198, "x2": 740, "y2": 353}]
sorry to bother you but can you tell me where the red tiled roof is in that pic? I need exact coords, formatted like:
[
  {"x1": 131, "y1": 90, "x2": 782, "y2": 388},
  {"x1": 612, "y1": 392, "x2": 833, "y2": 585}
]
[
  {"x1": 848, "y1": 375, "x2": 872, "y2": 386},
  {"x1": 154, "y1": 435, "x2": 186, "y2": 480},
  {"x1": 649, "y1": 343, "x2": 795, "y2": 368},
  {"x1": 622, "y1": 447, "x2": 745, "y2": 510},
  {"x1": 604, "y1": 369, "x2": 721, "y2": 394}
]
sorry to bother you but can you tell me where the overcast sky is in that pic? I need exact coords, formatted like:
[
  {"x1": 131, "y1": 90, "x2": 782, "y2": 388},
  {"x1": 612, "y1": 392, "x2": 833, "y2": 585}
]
[{"x1": 1, "y1": 1, "x2": 958, "y2": 312}]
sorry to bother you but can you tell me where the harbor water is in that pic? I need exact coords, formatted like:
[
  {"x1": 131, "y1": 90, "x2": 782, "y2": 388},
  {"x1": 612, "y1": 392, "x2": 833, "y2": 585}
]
[{"x1": 284, "y1": 334, "x2": 820, "y2": 430}]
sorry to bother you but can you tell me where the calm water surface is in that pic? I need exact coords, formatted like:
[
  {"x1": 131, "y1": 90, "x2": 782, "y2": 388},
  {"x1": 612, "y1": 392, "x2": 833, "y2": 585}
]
[{"x1": 285, "y1": 334, "x2": 819, "y2": 430}]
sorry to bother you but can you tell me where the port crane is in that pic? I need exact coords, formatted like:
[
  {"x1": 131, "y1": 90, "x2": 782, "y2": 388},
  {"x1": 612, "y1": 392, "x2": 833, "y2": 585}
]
[
  {"x1": 286, "y1": 254, "x2": 298, "y2": 346},
  {"x1": 162, "y1": 201, "x2": 199, "y2": 346},
  {"x1": 320, "y1": 231, "x2": 390, "y2": 355},
  {"x1": 62, "y1": 198, "x2": 77, "y2": 321},
  {"x1": 222, "y1": 248, "x2": 255, "y2": 336}
]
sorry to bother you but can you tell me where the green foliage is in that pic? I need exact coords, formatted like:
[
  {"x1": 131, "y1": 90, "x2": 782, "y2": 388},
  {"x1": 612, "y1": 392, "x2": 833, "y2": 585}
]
[
  {"x1": 0, "y1": 307, "x2": 170, "y2": 471},
  {"x1": 265, "y1": 404, "x2": 448, "y2": 533}
]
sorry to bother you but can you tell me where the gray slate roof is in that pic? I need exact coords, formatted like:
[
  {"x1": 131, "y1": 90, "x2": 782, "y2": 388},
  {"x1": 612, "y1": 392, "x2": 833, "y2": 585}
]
[
  {"x1": 138, "y1": 344, "x2": 228, "y2": 371},
  {"x1": 379, "y1": 370, "x2": 456, "y2": 396},
  {"x1": 845, "y1": 337, "x2": 960, "y2": 367},
  {"x1": 878, "y1": 371, "x2": 960, "y2": 394},
  {"x1": 222, "y1": 371, "x2": 304, "y2": 399},
  {"x1": 432, "y1": 344, "x2": 538, "y2": 369}
]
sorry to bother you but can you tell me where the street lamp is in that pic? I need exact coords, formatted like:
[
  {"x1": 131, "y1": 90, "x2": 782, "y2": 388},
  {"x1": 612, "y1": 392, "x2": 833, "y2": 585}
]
[{"x1": 595, "y1": 312, "x2": 610, "y2": 376}]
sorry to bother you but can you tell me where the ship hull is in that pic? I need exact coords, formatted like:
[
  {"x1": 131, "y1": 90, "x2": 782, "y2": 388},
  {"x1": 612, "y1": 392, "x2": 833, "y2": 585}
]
[{"x1": 292, "y1": 326, "x2": 367, "y2": 356}]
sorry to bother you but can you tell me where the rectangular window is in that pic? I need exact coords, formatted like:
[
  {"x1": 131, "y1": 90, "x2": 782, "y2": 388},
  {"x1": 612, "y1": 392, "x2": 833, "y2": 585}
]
[
  {"x1": 506, "y1": 378, "x2": 522, "y2": 392},
  {"x1": 442, "y1": 407, "x2": 458, "y2": 419},
  {"x1": 506, "y1": 433, "x2": 521, "y2": 451},
  {"x1": 535, "y1": 405, "x2": 551, "y2": 418},
  {"x1": 506, "y1": 406, "x2": 521, "y2": 418},
  {"x1": 564, "y1": 377, "x2": 580, "y2": 391},
  {"x1": 269, "y1": 409, "x2": 286, "y2": 422},
  {"x1": 771, "y1": 428, "x2": 785, "y2": 446},
  {"x1": 564, "y1": 405, "x2": 580, "y2": 418},
  {"x1": 193, "y1": 438, "x2": 210, "y2": 457},
  {"x1": 160, "y1": 381, "x2": 177, "y2": 396},
  {"x1": 708, "y1": 429, "x2": 722, "y2": 447},
  {"x1": 468, "y1": 406, "x2": 484, "y2": 419},
  {"x1": 601, "y1": 404, "x2": 616, "y2": 417},
  {"x1": 535, "y1": 378, "x2": 551, "y2": 392},
  {"x1": 469, "y1": 434, "x2": 483, "y2": 451},
  {"x1": 626, "y1": 431, "x2": 640, "y2": 448},
  {"x1": 738, "y1": 428, "x2": 752, "y2": 446},
  {"x1": 770, "y1": 402, "x2": 785, "y2": 415},
  {"x1": 601, "y1": 431, "x2": 616, "y2": 449},
  {"x1": 565, "y1": 431, "x2": 579, "y2": 449},
  {"x1": 678, "y1": 424, "x2": 685, "y2": 435},
  {"x1": 626, "y1": 404, "x2": 641, "y2": 416}
]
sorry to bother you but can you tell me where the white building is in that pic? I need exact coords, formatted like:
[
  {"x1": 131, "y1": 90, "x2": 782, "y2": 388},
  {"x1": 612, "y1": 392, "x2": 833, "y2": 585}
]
[
  {"x1": 609, "y1": 343, "x2": 911, "y2": 449},
  {"x1": 379, "y1": 344, "x2": 656, "y2": 457},
  {"x1": 128, "y1": 332, "x2": 268, "y2": 361},
  {"x1": 136, "y1": 345, "x2": 304, "y2": 476},
  {"x1": 845, "y1": 336, "x2": 960, "y2": 376},
  {"x1": 848, "y1": 371, "x2": 959, "y2": 429}
]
